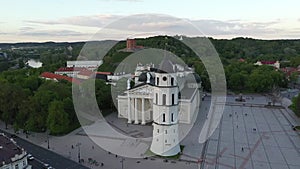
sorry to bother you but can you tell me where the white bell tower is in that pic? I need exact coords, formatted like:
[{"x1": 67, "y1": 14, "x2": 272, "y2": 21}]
[{"x1": 150, "y1": 67, "x2": 180, "y2": 156}]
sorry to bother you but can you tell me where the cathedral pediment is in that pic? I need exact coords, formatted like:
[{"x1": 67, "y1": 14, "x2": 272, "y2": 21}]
[{"x1": 127, "y1": 84, "x2": 154, "y2": 97}]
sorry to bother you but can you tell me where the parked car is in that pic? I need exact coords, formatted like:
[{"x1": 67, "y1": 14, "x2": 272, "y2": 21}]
[
  {"x1": 43, "y1": 163, "x2": 50, "y2": 168},
  {"x1": 27, "y1": 154, "x2": 34, "y2": 161}
]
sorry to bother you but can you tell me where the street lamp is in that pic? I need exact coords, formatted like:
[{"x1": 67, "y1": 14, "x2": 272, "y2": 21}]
[
  {"x1": 120, "y1": 158, "x2": 125, "y2": 169},
  {"x1": 197, "y1": 159, "x2": 202, "y2": 169},
  {"x1": 47, "y1": 131, "x2": 50, "y2": 149},
  {"x1": 76, "y1": 143, "x2": 81, "y2": 163}
]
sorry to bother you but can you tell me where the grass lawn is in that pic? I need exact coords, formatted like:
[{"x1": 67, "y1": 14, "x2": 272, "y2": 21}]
[{"x1": 144, "y1": 145, "x2": 185, "y2": 160}]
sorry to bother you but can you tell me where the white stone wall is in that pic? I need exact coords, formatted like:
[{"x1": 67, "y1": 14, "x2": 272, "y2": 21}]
[{"x1": 151, "y1": 124, "x2": 180, "y2": 156}]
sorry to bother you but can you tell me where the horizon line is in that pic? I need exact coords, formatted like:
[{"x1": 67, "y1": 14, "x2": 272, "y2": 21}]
[{"x1": 1, "y1": 36, "x2": 300, "y2": 44}]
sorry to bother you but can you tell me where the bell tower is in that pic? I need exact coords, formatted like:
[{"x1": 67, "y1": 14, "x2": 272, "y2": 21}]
[{"x1": 150, "y1": 58, "x2": 180, "y2": 156}]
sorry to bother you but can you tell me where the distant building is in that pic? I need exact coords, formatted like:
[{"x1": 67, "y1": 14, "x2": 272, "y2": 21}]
[
  {"x1": 120, "y1": 39, "x2": 144, "y2": 52},
  {"x1": 95, "y1": 72, "x2": 113, "y2": 81},
  {"x1": 77, "y1": 69, "x2": 95, "y2": 80},
  {"x1": 0, "y1": 133, "x2": 31, "y2": 169},
  {"x1": 40, "y1": 72, "x2": 81, "y2": 84},
  {"x1": 66, "y1": 60, "x2": 103, "y2": 71},
  {"x1": 126, "y1": 39, "x2": 136, "y2": 49},
  {"x1": 254, "y1": 60, "x2": 280, "y2": 69},
  {"x1": 54, "y1": 67, "x2": 87, "y2": 77}
]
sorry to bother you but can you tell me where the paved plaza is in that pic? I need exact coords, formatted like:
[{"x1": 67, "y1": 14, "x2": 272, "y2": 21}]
[
  {"x1": 1, "y1": 94, "x2": 300, "y2": 169},
  {"x1": 185, "y1": 97, "x2": 300, "y2": 169}
]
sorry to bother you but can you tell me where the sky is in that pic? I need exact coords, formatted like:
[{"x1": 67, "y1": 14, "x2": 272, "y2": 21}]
[{"x1": 0, "y1": 0, "x2": 300, "y2": 42}]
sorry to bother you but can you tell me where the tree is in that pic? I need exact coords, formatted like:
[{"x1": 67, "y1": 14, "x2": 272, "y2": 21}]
[
  {"x1": 228, "y1": 72, "x2": 248, "y2": 91},
  {"x1": 47, "y1": 101, "x2": 70, "y2": 135},
  {"x1": 0, "y1": 83, "x2": 26, "y2": 129},
  {"x1": 291, "y1": 94, "x2": 300, "y2": 117},
  {"x1": 63, "y1": 97, "x2": 79, "y2": 129}
]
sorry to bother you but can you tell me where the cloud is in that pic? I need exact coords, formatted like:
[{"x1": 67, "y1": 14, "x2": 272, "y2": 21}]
[
  {"x1": 25, "y1": 14, "x2": 122, "y2": 28},
  {"x1": 19, "y1": 29, "x2": 90, "y2": 37},
  {"x1": 191, "y1": 20, "x2": 281, "y2": 36},
  {"x1": 20, "y1": 14, "x2": 300, "y2": 40},
  {"x1": 19, "y1": 26, "x2": 35, "y2": 31}
]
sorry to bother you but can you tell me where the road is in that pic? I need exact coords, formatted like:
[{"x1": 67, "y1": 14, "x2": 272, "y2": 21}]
[
  {"x1": 0, "y1": 129, "x2": 89, "y2": 169},
  {"x1": 28, "y1": 158, "x2": 44, "y2": 169}
]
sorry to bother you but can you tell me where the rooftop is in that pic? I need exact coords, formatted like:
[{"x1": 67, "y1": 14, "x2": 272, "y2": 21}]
[
  {"x1": 260, "y1": 61, "x2": 277, "y2": 64},
  {"x1": 56, "y1": 67, "x2": 87, "y2": 72},
  {"x1": 40, "y1": 72, "x2": 81, "y2": 84},
  {"x1": 78, "y1": 69, "x2": 94, "y2": 76},
  {"x1": 180, "y1": 87, "x2": 197, "y2": 100},
  {"x1": 0, "y1": 133, "x2": 23, "y2": 166},
  {"x1": 96, "y1": 72, "x2": 113, "y2": 75}
]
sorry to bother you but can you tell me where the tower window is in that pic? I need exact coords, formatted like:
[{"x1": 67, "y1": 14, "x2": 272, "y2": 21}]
[
  {"x1": 157, "y1": 129, "x2": 159, "y2": 133},
  {"x1": 157, "y1": 77, "x2": 159, "y2": 85},
  {"x1": 163, "y1": 76, "x2": 167, "y2": 81},
  {"x1": 171, "y1": 77, "x2": 174, "y2": 86},
  {"x1": 165, "y1": 139, "x2": 167, "y2": 143},
  {"x1": 156, "y1": 93, "x2": 158, "y2": 104},
  {"x1": 172, "y1": 94, "x2": 175, "y2": 105},
  {"x1": 171, "y1": 113, "x2": 174, "y2": 122},
  {"x1": 165, "y1": 130, "x2": 167, "y2": 134},
  {"x1": 163, "y1": 114, "x2": 166, "y2": 122},
  {"x1": 162, "y1": 94, "x2": 166, "y2": 105}
]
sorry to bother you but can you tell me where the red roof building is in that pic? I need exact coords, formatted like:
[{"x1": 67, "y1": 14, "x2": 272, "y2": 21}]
[
  {"x1": 55, "y1": 67, "x2": 88, "y2": 77},
  {"x1": 254, "y1": 60, "x2": 280, "y2": 69},
  {"x1": 40, "y1": 72, "x2": 81, "y2": 84},
  {"x1": 96, "y1": 72, "x2": 113, "y2": 75},
  {"x1": 77, "y1": 69, "x2": 94, "y2": 79},
  {"x1": 56, "y1": 67, "x2": 87, "y2": 72},
  {"x1": 260, "y1": 61, "x2": 277, "y2": 64}
]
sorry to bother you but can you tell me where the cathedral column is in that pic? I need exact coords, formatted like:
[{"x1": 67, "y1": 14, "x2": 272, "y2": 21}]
[
  {"x1": 141, "y1": 98, "x2": 146, "y2": 125},
  {"x1": 134, "y1": 98, "x2": 139, "y2": 124},
  {"x1": 127, "y1": 96, "x2": 131, "y2": 123}
]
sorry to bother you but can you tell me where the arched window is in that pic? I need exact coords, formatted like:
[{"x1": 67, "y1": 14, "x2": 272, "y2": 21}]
[
  {"x1": 171, "y1": 77, "x2": 174, "y2": 86},
  {"x1": 163, "y1": 113, "x2": 166, "y2": 122},
  {"x1": 171, "y1": 113, "x2": 174, "y2": 122},
  {"x1": 172, "y1": 94, "x2": 175, "y2": 105},
  {"x1": 156, "y1": 93, "x2": 158, "y2": 104},
  {"x1": 162, "y1": 94, "x2": 166, "y2": 105},
  {"x1": 156, "y1": 77, "x2": 159, "y2": 85}
]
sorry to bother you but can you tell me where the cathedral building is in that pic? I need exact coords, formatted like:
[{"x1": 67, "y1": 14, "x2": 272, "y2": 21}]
[{"x1": 117, "y1": 57, "x2": 202, "y2": 156}]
